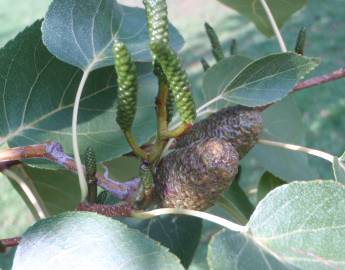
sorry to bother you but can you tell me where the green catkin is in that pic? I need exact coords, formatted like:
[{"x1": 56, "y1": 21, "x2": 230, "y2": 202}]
[
  {"x1": 143, "y1": 0, "x2": 169, "y2": 46},
  {"x1": 84, "y1": 146, "x2": 97, "y2": 203},
  {"x1": 204, "y1": 22, "x2": 224, "y2": 62},
  {"x1": 151, "y1": 42, "x2": 196, "y2": 123},
  {"x1": 85, "y1": 146, "x2": 96, "y2": 181},
  {"x1": 155, "y1": 137, "x2": 239, "y2": 210},
  {"x1": 200, "y1": 57, "x2": 210, "y2": 71},
  {"x1": 295, "y1": 27, "x2": 307, "y2": 55},
  {"x1": 113, "y1": 41, "x2": 138, "y2": 131},
  {"x1": 175, "y1": 106, "x2": 263, "y2": 158}
]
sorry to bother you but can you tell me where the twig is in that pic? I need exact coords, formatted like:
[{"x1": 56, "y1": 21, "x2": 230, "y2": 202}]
[
  {"x1": 293, "y1": 67, "x2": 345, "y2": 92},
  {"x1": 77, "y1": 202, "x2": 132, "y2": 217},
  {"x1": 0, "y1": 141, "x2": 141, "y2": 202},
  {"x1": 259, "y1": 0, "x2": 287, "y2": 52},
  {"x1": 0, "y1": 237, "x2": 21, "y2": 249}
]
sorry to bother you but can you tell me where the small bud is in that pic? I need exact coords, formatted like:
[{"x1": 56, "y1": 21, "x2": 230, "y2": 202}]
[
  {"x1": 295, "y1": 27, "x2": 307, "y2": 55},
  {"x1": 204, "y1": 22, "x2": 224, "y2": 62},
  {"x1": 200, "y1": 57, "x2": 210, "y2": 71}
]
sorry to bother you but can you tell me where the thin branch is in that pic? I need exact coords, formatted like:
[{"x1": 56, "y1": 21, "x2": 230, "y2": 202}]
[
  {"x1": 259, "y1": 0, "x2": 287, "y2": 52},
  {"x1": 77, "y1": 202, "x2": 132, "y2": 217},
  {"x1": 0, "y1": 237, "x2": 21, "y2": 249},
  {"x1": 293, "y1": 67, "x2": 345, "y2": 92},
  {"x1": 258, "y1": 139, "x2": 334, "y2": 163},
  {"x1": 0, "y1": 141, "x2": 141, "y2": 202}
]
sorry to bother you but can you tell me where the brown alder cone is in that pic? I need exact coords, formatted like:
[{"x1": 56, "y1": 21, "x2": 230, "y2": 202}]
[
  {"x1": 154, "y1": 138, "x2": 239, "y2": 210},
  {"x1": 175, "y1": 105, "x2": 263, "y2": 158}
]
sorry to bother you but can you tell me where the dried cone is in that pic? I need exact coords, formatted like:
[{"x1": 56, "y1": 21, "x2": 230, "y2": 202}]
[
  {"x1": 154, "y1": 138, "x2": 239, "y2": 210},
  {"x1": 175, "y1": 106, "x2": 263, "y2": 158}
]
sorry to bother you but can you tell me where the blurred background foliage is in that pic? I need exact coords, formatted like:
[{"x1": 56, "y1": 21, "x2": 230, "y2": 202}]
[{"x1": 0, "y1": 0, "x2": 344, "y2": 269}]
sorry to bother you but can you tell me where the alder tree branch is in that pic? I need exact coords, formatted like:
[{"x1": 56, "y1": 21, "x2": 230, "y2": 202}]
[
  {"x1": 293, "y1": 67, "x2": 345, "y2": 92},
  {"x1": 0, "y1": 141, "x2": 141, "y2": 202}
]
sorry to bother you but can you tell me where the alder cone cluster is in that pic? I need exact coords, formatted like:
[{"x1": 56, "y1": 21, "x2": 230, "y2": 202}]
[
  {"x1": 175, "y1": 106, "x2": 263, "y2": 158},
  {"x1": 154, "y1": 106, "x2": 263, "y2": 210},
  {"x1": 154, "y1": 138, "x2": 239, "y2": 210}
]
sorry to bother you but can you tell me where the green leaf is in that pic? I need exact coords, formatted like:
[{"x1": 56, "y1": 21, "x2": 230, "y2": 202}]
[
  {"x1": 199, "y1": 56, "x2": 251, "y2": 108},
  {"x1": 42, "y1": 0, "x2": 183, "y2": 71},
  {"x1": 127, "y1": 216, "x2": 202, "y2": 268},
  {"x1": 19, "y1": 165, "x2": 80, "y2": 215},
  {"x1": 0, "y1": 173, "x2": 34, "y2": 238},
  {"x1": 0, "y1": 22, "x2": 157, "y2": 164},
  {"x1": 208, "y1": 230, "x2": 298, "y2": 270},
  {"x1": 257, "y1": 171, "x2": 286, "y2": 202},
  {"x1": 0, "y1": 248, "x2": 16, "y2": 270},
  {"x1": 209, "y1": 180, "x2": 345, "y2": 270},
  {"x1": 224, "y1": 53, "x2": 320, "y2": 107},
  {"x1": 332, "y1": 153, "x2": 345, "y2": 184},
  {"x1": 13, "y1": 212, "x2": 184, "y2": 270},
  {"x1": 250, "y1": 97, "x2": 319, "y2": 180},
  {"x1": 216, "y1": 181, "x2": 254, "y2": 225},
  {"x1": 217, "y1": 0, "x2": 307, "y2": 36}
]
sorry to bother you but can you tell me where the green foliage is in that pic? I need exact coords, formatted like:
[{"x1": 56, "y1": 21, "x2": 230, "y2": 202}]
[
  {"x1": 1, "y1": 0, "x2": 344, "y2": 269},
  {"x1": 217, "y1": 0, "x2": 307, "y2": 36},
  {"x1": 12, "y1": 212, "x2": 184, "y2": 270},
  {"x1": 41, "y1": 0, "x2": 183, "y2": 71},
  {"x1": 209, "y1": 181, "x2": 345, "y2": 269},
  {"x1": 0, "y1": 22, "x2": 157, "y2": 164},
  {"x1": 257, "y1": 172, "x2": 286, "y2": 202}
]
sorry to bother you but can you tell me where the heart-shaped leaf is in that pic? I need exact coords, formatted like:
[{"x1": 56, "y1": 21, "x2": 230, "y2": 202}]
[
  {"x1": 217, "y1": 0, "x2": 307, "y2": 37},
  {"x1": 209, "y1": 180, "x2": 345, "y2": 270},
  {"x1": 13, "y1": 212, "x2": 184, "y2": 270},
  {"x1": 0, "y1": 21, "x2": 157, "y2": 164},
  {"x1": 42, "y1": 0, "x2": 184, "y2": 71}
]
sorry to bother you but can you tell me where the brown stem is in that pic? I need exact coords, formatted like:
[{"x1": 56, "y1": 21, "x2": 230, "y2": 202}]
[
  {"x1": 0, "y1": 141, "x2": 141, "y2": 202},
  {"x1": 77, "y1": 202, "x2": 133, "y2": 217},
  {"x1": 0, "y1": 237, "x2": 21, "y2": 249},
  {"x1": 293, "y1": 67, "x2": 345, "y2": 92}
]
